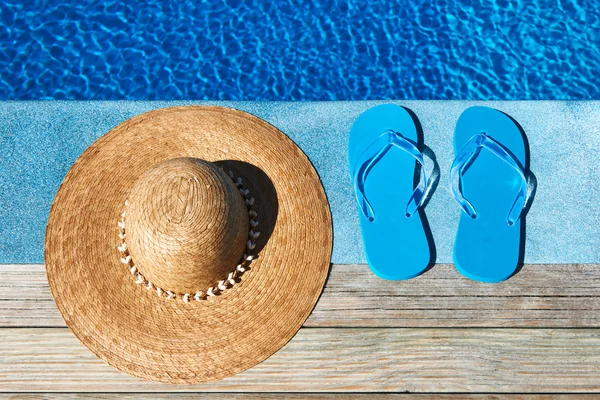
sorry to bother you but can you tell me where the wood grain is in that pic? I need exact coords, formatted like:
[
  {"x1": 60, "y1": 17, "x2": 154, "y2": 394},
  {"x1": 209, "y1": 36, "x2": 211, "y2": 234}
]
[
  {"x1": 2, "y1": 264, "x2": 600, "y2": 328},
  {"x1": 3, "y1": 327, "x2": 600, "y2": 392}
]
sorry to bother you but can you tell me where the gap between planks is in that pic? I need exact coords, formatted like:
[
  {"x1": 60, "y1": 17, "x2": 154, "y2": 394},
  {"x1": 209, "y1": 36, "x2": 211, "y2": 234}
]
[
  {"x1": 1, "y1": 264, "x2": 600, "y2": 328},
  {"x1": 0, "y1": 395, "x2": 598, "y2": 399}
]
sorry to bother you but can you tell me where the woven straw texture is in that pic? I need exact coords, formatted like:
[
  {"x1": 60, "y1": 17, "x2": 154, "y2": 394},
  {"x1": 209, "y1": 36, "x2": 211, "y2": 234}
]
[
  {"x1": 125, "y1": 157, "x2": 251, "y2": 295},
  {"x1": 44, "y1": 106, "x2": 333, "y2": 384}
]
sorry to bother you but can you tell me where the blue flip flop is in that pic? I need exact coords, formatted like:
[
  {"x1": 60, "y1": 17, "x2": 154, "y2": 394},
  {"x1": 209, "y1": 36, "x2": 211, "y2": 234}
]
[
  {"x1": 349, "y1": 104, "x2": 433, "y2": 280},
  {"x1": 451, "y1": 106, "x2": 532, "y2": 283}
]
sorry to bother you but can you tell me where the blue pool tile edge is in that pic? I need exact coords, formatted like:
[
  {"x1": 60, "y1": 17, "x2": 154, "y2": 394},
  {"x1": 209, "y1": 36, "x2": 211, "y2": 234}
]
[{"x1": 0, "y1": 100, "x2": 599, "y2": 265}]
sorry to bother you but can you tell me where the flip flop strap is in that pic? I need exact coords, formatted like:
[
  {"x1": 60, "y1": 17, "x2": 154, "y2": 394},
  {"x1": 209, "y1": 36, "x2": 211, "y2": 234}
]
[
  {"x1": 450, "y1": 132, "x2": 529, "y2": 226},
  {"x1": 353, "y1": 129, "x2": 430, "y2": 222}
]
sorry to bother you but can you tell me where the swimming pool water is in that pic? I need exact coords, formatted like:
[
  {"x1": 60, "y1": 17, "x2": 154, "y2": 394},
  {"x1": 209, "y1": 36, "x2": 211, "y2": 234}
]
[{"x1": 1, "y1": 0, "x2": 599, "y2": 100}]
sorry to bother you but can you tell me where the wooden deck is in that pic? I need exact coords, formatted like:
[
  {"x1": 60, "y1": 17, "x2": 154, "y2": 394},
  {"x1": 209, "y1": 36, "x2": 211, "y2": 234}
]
[{"x1": 2, "y1": 263, "x2": 600, "y2": 396}]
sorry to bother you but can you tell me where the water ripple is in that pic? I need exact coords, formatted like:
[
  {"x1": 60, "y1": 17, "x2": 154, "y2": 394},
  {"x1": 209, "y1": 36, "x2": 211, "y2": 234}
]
[{"x1": 1, "y1": 0, "x2": 599, "y2": 100}]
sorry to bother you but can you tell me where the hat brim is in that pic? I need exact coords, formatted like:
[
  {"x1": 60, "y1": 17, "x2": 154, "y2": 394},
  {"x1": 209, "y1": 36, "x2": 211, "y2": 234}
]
[{"x1": 44, "y1": 106, "x2": 333, "y2": 383}]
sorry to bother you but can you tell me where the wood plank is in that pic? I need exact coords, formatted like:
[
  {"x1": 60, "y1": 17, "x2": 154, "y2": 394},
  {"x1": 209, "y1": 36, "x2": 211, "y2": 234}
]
[
  {"x1": 3, "y1": 264, "x2": 600, "y2": 328},
  {"x1": 3, "y1": 328, "x2": 600, "y2": 392},
  {"x1": 0, "y1": 264, "x2": 63, "y2": 327}
]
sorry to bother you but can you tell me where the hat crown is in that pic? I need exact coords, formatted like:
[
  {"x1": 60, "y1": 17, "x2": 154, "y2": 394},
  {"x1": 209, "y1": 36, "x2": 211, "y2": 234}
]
[{"x1": 125, "y1": 158, "x2": 249, "y2": 294}]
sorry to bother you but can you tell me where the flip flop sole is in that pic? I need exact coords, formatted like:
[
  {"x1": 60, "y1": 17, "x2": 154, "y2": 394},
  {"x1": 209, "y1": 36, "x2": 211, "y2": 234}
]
[
  {"x1": 349, "y1": 104, "x2": 431, "y2": 280},
  {"x1": 453, "y1": 106, "x2": 527, "y2": 283}
]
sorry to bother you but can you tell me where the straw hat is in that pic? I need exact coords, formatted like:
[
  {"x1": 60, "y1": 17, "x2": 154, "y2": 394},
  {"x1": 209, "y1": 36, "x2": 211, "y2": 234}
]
[{"x1": 44, "y1": 106, "x2": 332, "y2": 384}]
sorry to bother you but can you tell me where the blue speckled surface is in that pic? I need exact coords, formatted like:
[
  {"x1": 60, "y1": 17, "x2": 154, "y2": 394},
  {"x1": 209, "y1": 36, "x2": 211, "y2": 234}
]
[
  {"x1": 0, "y1": 101, "x2": 599, "y2": 264},
  {"x1": 1, "y1": 1, "x2": 599, "y2": 100}
]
